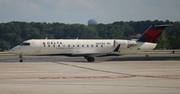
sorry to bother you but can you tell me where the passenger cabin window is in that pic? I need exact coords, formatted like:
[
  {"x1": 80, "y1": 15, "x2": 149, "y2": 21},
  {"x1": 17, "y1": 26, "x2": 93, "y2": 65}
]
[{"x1": 21, "y1": 43, "x2": 30, "y2": 46}]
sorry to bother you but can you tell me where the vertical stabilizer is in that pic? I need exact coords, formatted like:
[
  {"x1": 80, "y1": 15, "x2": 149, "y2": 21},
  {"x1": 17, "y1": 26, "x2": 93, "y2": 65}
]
[{"x1": 137, "y1": 24, "x2": 172, "y2": 43}]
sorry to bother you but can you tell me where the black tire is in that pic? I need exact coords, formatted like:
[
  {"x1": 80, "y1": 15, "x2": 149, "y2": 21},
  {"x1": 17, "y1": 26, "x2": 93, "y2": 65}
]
[
  {"x1": 87, "y1": 57, "x2": 95, "y2": 62},
  {"x1": 20, "y1": 59, "x2": 23, "y2": 62}
]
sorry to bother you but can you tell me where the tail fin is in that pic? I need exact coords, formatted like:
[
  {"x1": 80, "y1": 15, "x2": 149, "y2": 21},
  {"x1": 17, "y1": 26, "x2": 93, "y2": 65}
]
[{"x1": 137, "y1": 24, "x2": 172, "y2": 43}]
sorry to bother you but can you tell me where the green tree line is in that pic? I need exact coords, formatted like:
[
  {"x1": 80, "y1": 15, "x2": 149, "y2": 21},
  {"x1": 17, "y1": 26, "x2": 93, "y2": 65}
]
[{"x1": 0, "y1": 20, "x2": 180, "y2": 50}]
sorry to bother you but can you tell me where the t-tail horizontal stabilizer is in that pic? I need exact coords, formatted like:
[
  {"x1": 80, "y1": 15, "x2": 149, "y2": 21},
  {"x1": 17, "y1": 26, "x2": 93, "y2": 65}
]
[{"x1": 137, "y1": 24, "x2": 172, "y2": 43}]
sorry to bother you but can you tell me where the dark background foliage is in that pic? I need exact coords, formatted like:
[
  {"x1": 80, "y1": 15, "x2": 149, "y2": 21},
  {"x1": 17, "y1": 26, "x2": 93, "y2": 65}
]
[{"x1": 0, "y1": 20, "x2": 179, "y2": 50}]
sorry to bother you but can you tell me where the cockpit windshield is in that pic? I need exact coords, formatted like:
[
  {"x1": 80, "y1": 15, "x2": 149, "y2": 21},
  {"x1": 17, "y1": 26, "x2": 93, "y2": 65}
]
[{"x1": 20, "y1": 42, "x2": 30, "y2": 46}]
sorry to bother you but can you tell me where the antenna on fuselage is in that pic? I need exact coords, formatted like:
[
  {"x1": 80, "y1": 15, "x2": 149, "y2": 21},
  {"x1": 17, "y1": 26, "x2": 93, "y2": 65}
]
[
  {"x1": 76, "y1": 37, "x2": 78, "y2": 40},
  {"x1": 45, "y1": 37, "x2": 48, "y2": 40}
]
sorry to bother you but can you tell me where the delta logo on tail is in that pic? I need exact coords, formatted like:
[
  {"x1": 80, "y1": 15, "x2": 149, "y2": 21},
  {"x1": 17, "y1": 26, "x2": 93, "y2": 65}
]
[{"x1": 137, "y1": 24, "x2": 172, "y2": 43}]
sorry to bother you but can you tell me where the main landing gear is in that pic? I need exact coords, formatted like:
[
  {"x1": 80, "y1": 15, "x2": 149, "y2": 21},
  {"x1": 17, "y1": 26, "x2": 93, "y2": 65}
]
[
  {"x1": 84, "y1": 56, "x2": 95, "y2": 62},
  {"x1": 19, "y1": 55, "x2": 23, "y2": 62}
]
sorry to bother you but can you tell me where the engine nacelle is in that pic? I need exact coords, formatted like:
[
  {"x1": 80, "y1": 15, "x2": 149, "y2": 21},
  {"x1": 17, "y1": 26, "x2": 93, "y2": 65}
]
[
  {"x1": 113, "y1": 40, "x2": 128, "y2": 49},
  {"x1": 127, "y1": 40, "x2": 137, "y2": 48}
]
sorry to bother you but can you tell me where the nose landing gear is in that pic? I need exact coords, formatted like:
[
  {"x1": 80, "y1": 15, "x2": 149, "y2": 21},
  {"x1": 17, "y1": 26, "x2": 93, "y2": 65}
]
[{"x1": 19, "y1": 55, "x2": 23, "y2": 62}]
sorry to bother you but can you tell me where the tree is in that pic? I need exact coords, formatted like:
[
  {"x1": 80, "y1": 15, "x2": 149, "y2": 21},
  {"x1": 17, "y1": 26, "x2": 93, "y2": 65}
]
[
  {"x1": 0, "y1": 40, "x2": 10, "y2": 50},
  {"x1": 156, "y1": 32, "x2": 170, "y2": 49},
  {"x1": 0, "y1": 20, "x2": 180, "y2": 50}
]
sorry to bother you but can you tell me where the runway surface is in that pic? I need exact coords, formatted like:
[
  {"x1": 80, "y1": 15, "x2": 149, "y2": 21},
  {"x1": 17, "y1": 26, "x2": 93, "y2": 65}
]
[{"x1": 0, "y1": 55, "x2": 180, "y2": 94}]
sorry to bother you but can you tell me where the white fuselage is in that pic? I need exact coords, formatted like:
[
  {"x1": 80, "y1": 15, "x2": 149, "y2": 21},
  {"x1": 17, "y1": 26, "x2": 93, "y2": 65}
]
[{"x1": 9, "y1": 39, "x2": 157, "y2": 57}]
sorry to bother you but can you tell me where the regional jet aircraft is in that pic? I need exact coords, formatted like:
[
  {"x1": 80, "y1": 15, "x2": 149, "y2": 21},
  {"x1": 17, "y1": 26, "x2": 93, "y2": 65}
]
[{"x1": 9, "y1": 24, "x2": 171, "y2": 62}]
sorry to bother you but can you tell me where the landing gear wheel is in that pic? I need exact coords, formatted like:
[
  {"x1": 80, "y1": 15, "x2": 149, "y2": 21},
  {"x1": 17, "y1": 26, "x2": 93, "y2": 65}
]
[
  {"x1": 87, "y1": 57, "x2": 95, "y2": 62},
  {"x1": 19, "y1": 55, "x2": 23, "y2": 63},
  {"x1": 20, "y1": 59, "x2": 23, "y2": 62}
]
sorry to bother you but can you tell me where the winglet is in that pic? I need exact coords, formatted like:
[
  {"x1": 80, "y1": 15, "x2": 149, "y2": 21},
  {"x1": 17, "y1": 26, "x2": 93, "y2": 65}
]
[{"x1": 137, "y1": 24, "x2": 172, "y2": 43}]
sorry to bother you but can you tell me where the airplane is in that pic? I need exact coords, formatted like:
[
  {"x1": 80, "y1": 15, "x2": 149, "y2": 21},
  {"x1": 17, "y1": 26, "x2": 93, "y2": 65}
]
[{"x1": 9, "y1": 24, "x2": 172, "y2": 62}]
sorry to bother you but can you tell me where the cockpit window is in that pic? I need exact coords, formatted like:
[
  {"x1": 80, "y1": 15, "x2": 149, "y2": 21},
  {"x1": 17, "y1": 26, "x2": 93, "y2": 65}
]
[{"x1": 21, "y1": 42, "x2": 30, "y2": 46}]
